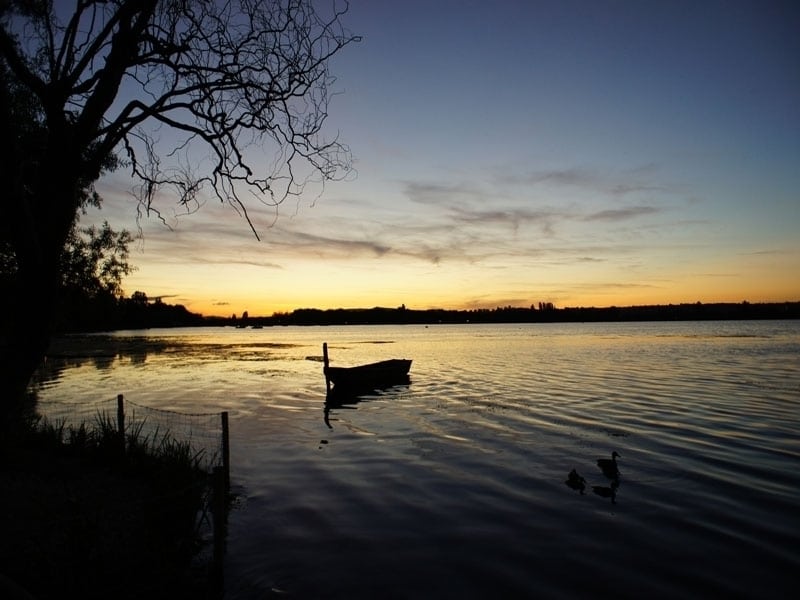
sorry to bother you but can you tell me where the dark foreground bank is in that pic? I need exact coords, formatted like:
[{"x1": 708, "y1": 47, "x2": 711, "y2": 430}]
[{"x1": 0, "y1": 416, "x2": 221, "y2": 600}]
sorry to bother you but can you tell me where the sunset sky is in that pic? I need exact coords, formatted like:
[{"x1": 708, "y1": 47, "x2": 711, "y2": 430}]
[{"x1": 87, "y1": 0, "x2": 799, "y2": 317}]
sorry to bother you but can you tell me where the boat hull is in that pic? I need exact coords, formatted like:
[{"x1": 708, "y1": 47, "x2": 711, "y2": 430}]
[{"x1": 325, "y1": 359, "x2": 412, "y2": 393}]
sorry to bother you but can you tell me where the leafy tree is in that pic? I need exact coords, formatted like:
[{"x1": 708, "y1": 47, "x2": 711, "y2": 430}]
[
  {"x1": 0, "y1": 1, "x2": 358, "y2": 414},
  {"x1": 54, "y1": 220, "x2": 135, "y2": 331},
  {"x1": 61, "y1": 221, "x2": 134, "y2": 299}
]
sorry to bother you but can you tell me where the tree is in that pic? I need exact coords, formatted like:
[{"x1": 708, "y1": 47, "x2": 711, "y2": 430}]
[
  {"x1": 0, "y1": 1, "x2": 359, "y2": 416},
  {"x1": 61, "y1": 221, "x2": 134, "y2": 299},
  {"x1": 55, "y1": 220, "x2": 135, "y2": 331}
]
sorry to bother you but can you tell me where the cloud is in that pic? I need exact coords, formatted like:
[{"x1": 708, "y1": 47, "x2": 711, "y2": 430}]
[
  {"x1": 284, "y1": 230, "x2": 392, "y2": 257},
  {"x1": 694, "y1": 272, "x2": 738, "y2": 278},
  {"x1": 741, "y1": 249, "x2": 785, "y2": 256},
  {"x1": 583, "y1": 205, "x2": 661, "y2": 221},
  {"x1": 526, "y1": 168, "x2": 599, "y2": 187},
  {"x1": 495, "y1": 164, "x2": 677, "y2": 200},
  {"x1": 448, "y1": 205, "x2": 563, "y2": 235},
  {"x1": 396, "y1": 165, "x2": 680, "y2": 247},
  {"x1": 98, "y1": 162, "x2": 696, "y2": 279},
  {"x1": 402, "y1": 181, "x2": 484, "y2": 206},
  {"x1": 608, "y1": 183, "x2": 669, "y2": 196}
]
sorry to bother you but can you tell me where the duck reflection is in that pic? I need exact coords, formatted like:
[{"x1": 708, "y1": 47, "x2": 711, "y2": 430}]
[
  {"x1": 592, "y1": 479, "x2": 620, "y2": 504},
  {"x1": 564, "y1": 450, "x2": 623, "y2": 503},
  {"x1": 593, "y1": 450, "x2": 621, "y2": 503}
]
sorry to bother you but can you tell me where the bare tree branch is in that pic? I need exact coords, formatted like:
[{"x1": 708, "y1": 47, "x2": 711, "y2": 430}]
[
  {"x1": 3, "y1": 0, "x2": 359, "y2": 236},
  {"x1": 0, "y1": 0, "x2": 359, "y2": 400}
]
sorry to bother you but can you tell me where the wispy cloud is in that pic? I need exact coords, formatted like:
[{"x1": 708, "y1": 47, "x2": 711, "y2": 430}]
[
  {"x1": 523, "y1": 167, "x2": 599, "y2": 187},
  {"x1": 402, "y1": 181, "x2": 484, "y2": 205},
  {"x1": 496, "y1": 164, "x2": 673, "y2": 197},
  {"x1": 281, "y1": 230, "x2": 392, "y2": 257},
  {"x1": 740, "y1": 249, "x2": 786, "y2": 256},
  {"x1": 448, "y1": 205, "x2": 563, "y2": 235},
  {"x1": 583, "y1": 205, "x2": 661, "y2": 221}
]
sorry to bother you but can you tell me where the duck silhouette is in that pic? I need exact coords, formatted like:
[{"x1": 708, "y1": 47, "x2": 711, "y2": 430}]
[
  {"x1": 565, "y1": 469, "x2": 587, "y2": 494},
  {"x1": 597, "y1": 451, "x2": 621, "y2": 480}
]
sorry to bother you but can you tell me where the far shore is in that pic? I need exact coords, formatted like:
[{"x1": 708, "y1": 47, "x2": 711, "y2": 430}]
[{"x1": 59, "y1": 300, "x2": 800, "y2": 333}]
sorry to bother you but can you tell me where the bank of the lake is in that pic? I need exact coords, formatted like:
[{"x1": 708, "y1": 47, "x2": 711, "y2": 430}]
[{"x1": 0, "y1": 416, "x2": 219, "y2": 599}]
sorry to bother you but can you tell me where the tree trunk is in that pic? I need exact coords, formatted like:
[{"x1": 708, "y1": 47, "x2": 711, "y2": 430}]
[
  {"x1": 1, "y1": 169, "x2": 79, "y2": 434},
  {"x1": 0, "y1": 66, "x2": 83, "y2": 439},
  {"x1": 0, "y1": 259, "x2": 58, "y2": 421}
]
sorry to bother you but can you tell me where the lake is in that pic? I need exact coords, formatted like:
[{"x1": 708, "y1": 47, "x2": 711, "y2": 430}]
[{"x1": 32, "y1": 321, "x2": 800, "y2": 598}]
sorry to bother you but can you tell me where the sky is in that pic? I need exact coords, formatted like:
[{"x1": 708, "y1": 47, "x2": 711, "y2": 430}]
[{"x1": 87, "y1": 0, "x2": 800, "y2": 317}]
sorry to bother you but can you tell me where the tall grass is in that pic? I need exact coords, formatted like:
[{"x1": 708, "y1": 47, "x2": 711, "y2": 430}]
[
  {"x1": 29, "y1": 411, "x2": 214, "y2": 560},
  {"x1": 2, "y1": 410, "x2": 223, "y2": 599}
]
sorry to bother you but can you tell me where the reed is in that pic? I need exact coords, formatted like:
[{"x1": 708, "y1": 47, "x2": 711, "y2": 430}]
[{"x1": 0, "y1": 412, "x2": 217, "y2": 598}]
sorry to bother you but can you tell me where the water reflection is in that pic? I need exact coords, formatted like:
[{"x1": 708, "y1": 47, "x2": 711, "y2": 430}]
[
  {"x1": 594, "y1": 451, "x2": 621, "y2": 503},
  {"x1": 39, "y1": 335, "x2": 305, "y2": 376},
  {"x1": 323, "y1": 380, "x2": 411, "y2": 429},
  {"x1": 592, "y1": 480, "x2": 620, "y2": 504},
  {"x1": 30, "y1": 322, "x2": 800, "y2": 598},
  {"x1": 323, "y1": 397, "x2": 359, "y2": 429},
  {"x1": 565, "y1": 451, "x2": 622, "y2": 503}
]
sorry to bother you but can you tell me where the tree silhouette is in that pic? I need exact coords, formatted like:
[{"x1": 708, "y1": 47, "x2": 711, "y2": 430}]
[
  {"x1": 60, "y1": 221, "x2": 134, "y2": 299},
  {"x1": 0, "y1": 1, "x2": 359, "y2": 415},
  {"x1": 51, "y1": 220, "x2": 135, "y2": 331}
]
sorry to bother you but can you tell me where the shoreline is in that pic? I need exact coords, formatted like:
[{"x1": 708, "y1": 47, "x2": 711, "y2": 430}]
[{"x1": 0, "y1": 419, "x2": 221, "y2": 599}]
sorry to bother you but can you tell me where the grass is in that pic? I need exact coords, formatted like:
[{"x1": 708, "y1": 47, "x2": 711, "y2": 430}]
[{"x1": 0, "y1": 409, "x2": 224, "y2": 600}]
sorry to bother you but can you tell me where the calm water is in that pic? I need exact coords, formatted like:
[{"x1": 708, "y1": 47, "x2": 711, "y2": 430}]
[{"x1": 33, "y1": 321, "x2": 800, "y2": 598}]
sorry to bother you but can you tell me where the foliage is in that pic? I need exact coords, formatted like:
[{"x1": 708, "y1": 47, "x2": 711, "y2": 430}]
[
  {"x1": 61, "y1": 220, "x2": 134, "y2": 298},
  {"x1": 1, "y1": 218, "x2": 136, "y2": 331}
]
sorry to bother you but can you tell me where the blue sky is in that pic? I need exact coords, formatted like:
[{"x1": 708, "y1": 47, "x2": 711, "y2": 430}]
[{"x1": 90, "y1": 0, "x2": 799, "y2": 316}]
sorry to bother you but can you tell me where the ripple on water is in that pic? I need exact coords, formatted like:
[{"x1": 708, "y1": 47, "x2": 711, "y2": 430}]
[{"x1": 33, "y1": 321, "x2": 800, "y2": 598}]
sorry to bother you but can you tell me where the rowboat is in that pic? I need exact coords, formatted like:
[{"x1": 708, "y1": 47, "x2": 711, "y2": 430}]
[{"x1": 322, "y1": 342, "x2": 412, "y2": 395}]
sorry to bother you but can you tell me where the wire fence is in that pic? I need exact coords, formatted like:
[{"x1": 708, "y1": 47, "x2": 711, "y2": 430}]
[
  {"x1": 27, "y1": 394, "x2": 231, "y2": 596},
  {"x1": 35, "y1": 394, "x2": 229, "y2": 480}
]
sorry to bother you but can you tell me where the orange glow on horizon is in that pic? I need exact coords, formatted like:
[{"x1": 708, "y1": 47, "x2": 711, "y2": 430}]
[{"x1": 120, "y1": 242, "x2": 800, "y2": 319}]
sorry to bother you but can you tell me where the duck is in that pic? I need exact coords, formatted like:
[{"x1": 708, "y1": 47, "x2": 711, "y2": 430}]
[
  {"x1": 597, "y1": 451, "x2": 621, "y2": 479},
  {"x1": 565, "y1": 469, "x2": 587, "y2": 494}
]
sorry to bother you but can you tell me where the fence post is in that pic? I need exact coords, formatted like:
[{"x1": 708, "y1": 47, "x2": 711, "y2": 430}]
[
  {"x1": 117, "y1": 394, "x2": 125, "y2": 457},
  {"x1": 323, "y1": 342, "x2": 331, "y2": 393},
  {"x1": 211, "y1": 465, "x2": 227, "y2": 596},
  {"x1": 221, "y1": 411, "x2": 230, "y2": 493}
]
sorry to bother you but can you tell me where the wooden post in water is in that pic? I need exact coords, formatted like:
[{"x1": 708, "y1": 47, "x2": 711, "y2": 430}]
[
  {"x1": 221, "y1": 411, "x2": 230, "y2": 493},
  {"x1": 323, "y1": 343, "x2": 331, "y2": 393},
  {"x1": 211, "y1": 465, "x2": 227, "y2": 596},
  {"x1": 116, "y1": 394, "x2": 125, "y2": 457}
]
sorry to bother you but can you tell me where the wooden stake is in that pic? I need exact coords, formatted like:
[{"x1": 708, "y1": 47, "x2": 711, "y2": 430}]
[
  {"x1": 323, "y1": 342, "x2": 331, "y2": 393},
  {"x1": 116, "y1": 394, "x2": 125, "y2": 457},
  {"x1": 221, "y1": 411, "x2": 230, "y2": 493}
]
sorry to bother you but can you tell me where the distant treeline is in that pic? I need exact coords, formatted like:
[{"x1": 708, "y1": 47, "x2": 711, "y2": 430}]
[
  {"x1": 55, "y1": 290, "x2": 205, "y2": 332},
  {"x1": 55, "y1": 297, "x2": 800, "y2": 332},
  {"x1": 215, "y1": 301, "x2": 800, "y2": 328}
]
